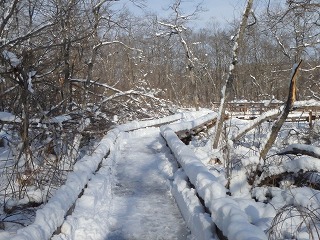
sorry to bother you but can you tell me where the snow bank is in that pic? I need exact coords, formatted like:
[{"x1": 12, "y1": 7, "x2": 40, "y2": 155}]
[
  {"x1": 211, "y1": 198, "x2": 267, "y2": 240},
  {"x1": 172, "y1": 169, "x2": 216, "y2": 240},
  {"x1": 9, "y1": 128, "x2": 121, "y2": 240},
  {"x1": 253, "y1": 186, "x2": 320, "y2": 211},
  {"x1": 252, "y1": 187, "x2": 320, "y2": 239}
]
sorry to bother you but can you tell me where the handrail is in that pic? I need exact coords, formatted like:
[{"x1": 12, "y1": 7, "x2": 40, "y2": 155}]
[{"x1": 212, "y1": 101, "x2": 320, "y2": 115}]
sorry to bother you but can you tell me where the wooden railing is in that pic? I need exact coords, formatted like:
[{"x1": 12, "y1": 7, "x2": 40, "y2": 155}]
[
  {"x1": 212, "y1": 102, "x2": 283, "y2": 116},
  {"x1": 212, "y1": 101, "x2": 320, "y2": 126}
]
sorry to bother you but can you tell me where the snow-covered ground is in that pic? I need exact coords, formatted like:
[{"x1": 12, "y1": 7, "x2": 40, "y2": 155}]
[
  {"x1": 0, "y1": 111, "x2": 212, "y2": 240},
  {"x1": 2, "y1": 108, "x2": 320, "y2": 240}
]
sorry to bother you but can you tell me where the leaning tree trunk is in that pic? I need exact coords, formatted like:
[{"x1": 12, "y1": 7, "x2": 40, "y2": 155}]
[
  {"x1": 259, "y1": 60, "x2": 302, "y2": 160},
  {"x1": 212, "y1": 0, "x2": 254, "y2": 148}
]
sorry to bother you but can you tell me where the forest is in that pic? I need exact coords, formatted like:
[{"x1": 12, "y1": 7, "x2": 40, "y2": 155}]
[{"x1": 1, "y1": 0, "x2": 320, "y2": 239}]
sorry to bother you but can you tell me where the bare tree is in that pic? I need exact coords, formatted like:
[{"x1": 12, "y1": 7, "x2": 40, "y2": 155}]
[
  {"x1": 259, "y1": 60, "x2": 302, "y2": 160},
  {"x1": 157, "y1": 0, "x2": 204, "y2": 106},
  {"x1": 263, "y1": 0, "x2": 320, "y2": 99},
  {"x1": 212, "y1": 0, "x2": 254, "y2": 148}
]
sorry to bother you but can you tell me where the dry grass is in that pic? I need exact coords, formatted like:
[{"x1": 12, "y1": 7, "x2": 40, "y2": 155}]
[{"x1": 268, "y1": 204, "x2": 320, "y2": 240}]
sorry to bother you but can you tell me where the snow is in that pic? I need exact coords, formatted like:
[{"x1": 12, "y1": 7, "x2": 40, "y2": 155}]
[
  {"x1": 232, "y1": 108, "x2": 279, "y2": 141},
  {"x1": 53, "y1": 127, "x2": 189, "y2": 240},
  {"x1": 167, "y1": 112, "x2": 216, "y2": 133},
  {"x1": 172, "y1": 169, "x2": 216, "y2": 240},
  {"x1": 160, "y1": 121, "x2": 267, "y2": 239},
  {"x1": 280, "y1": 143, "x2": 320, "y2": 158},
  {"x1": 211, "y1": 198, "x2": 267, "y2": 240},
  {"x1": 161, "y1": 126, "x2": 227, "y2": 200},
  {"x1": 256, "y1": 152, "x2": 320, "y2": 186},
  {"x1": 2, "y1": 50, "x2": 21, "y2": 67},
  {"x1": 3, "y1": 112, "x2": 208, "y2": 240},
  {"x1": 0, "y1": 111, "x2": 21, "y2": 122},
  {"x1": 6, "y1": 127, "x2": 121, "y2": 240},
  {"x1": 284, "y1": 156, "x2": 320, "y2": 173},
  {"x1": 2, "y1": 109, "x2": 320, "y2": 239},
  {"x1": 52, "y1": 114, "x2": 72, "y2": 122},
  {"x1": 27, "y1": 71, "x2": 36, "y2": 93},
  {"x1": 229, "y1": 168, "x2": 251, "y2": 197}
]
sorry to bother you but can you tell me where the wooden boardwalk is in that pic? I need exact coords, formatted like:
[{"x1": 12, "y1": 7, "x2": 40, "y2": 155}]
[
  {"x1": 211, "y1": 101, "x2": 320, "y2": 125},
  {"x1": 212, "y1": 102, "x2": 283, "y2": 115}
]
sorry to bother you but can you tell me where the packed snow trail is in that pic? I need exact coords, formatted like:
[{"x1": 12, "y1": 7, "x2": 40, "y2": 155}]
[
  {"x1": 54, "y1": 127, "x2": 190, "y2": 240},
  {"x1": 107, "y1": 128, "x2": 189, "y2": 239}
]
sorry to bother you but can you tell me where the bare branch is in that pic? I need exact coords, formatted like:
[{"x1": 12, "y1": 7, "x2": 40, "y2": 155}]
[
  {"x1": 276, "y1": 35, "x2": 291, "y2": 60},
  {"x1": 97, "y1": 40, "x2": 143, "y2": 53},
  {"x1": 0, "y1": 0, "x2": 19, "y2": 36}
]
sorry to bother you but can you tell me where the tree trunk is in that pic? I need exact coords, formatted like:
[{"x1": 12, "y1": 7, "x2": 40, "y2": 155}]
[
  {"x1": 212, "y1": 0, "x2": 254, "y2": 148},
  {"x1": 259, "y1": 60, "x2": 302, "y2": 160}
]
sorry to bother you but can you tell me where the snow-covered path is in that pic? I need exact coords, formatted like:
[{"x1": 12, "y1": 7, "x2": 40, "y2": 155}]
[
  {"x1": 107, "y1": 128, "x2": 189, "y2": 239},
  {"x1": 54, "y1": 127, "x2": 189, "y2": 240}
]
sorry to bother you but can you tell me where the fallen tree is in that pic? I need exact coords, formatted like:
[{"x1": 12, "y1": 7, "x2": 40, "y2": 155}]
[{"x1": 278, "y1": 144, "x2": 320, "y2": 159}]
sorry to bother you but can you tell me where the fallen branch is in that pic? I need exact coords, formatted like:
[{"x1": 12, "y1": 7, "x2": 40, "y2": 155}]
[
  {"x1": 231, "y1": 108, "x2": 281, "y2": 142},
  {"x1": 278, "y1": 144, "x2": 320, "y2": 159}
]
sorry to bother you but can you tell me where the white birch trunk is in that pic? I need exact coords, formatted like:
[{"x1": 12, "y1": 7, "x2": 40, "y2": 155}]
[{"x1": 212, "y1": 0, "x2": 254, "y2": 148}]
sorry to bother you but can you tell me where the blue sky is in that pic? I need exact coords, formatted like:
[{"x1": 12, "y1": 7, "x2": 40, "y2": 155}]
[
  {"x1": 144, "y1": 0, "x2": 248, "y2": 25},
  {"x1": 112, "y1": 0, "x2": 249, "y2": 27},
  {"x1": 111, "y1": 0, "x2": 277, "y2": 28}
]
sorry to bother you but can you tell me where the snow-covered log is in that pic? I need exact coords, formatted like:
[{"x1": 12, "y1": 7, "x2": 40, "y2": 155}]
[
  {"x1": 118, "y1": 111, "x2": 211, "y2": 132},
  {"x1": 256, "y1": 144, "x2": 320, "y2": 186},
  {"x1": 232, "y1": 108, "x2": 280, "y2": 142},
  {"x1": 255, "y1": 155, "x2": 320, "y2": 188},
  {"x1": 160, "y1": 124, "x2": 267, "y2": 240},
  {"x1": 278, "y1": 144, "x2": 320, "y2": 159},
  {"x1": 172, "y1": 169, "x2": 216, "y2": 240},
  {"x1": 168, "y1": 112, "x2": 217, "y2": 139}
]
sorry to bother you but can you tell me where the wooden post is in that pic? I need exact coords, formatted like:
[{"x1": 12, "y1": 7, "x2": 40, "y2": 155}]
[{"x1": 309, "y1": 110, "x2": 313, "y2": 129}]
